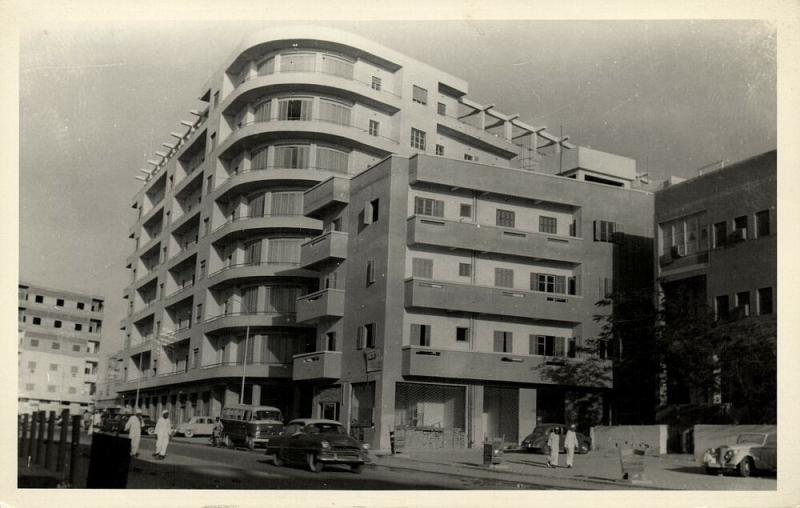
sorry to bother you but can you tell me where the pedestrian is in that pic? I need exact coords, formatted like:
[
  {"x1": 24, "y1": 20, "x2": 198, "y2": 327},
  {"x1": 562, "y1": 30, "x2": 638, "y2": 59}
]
[
  {"x1": 564, "y1": 424, "x2": 579, "y2": 468},
  {"x1": 90, "y1": 411, "x2": 102, "y2": 435},
  {"x1": 212, "y1": 417, "x2": 224, "y2": 447},
  {"x1": 124, "y1": 409, "x2": 143, "y2": 457},
  {"x1": 154, "y1": 410, "x2": 171, "y2": 460},
  {"x1": 545, "y1": 427, "x2": 560, "y2": 468}
]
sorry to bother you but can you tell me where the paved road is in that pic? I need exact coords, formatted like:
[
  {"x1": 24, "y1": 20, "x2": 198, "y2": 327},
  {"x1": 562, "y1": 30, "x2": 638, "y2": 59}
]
[{"x1": 121, "y1": 435, "x2": 566, "y2": 489}]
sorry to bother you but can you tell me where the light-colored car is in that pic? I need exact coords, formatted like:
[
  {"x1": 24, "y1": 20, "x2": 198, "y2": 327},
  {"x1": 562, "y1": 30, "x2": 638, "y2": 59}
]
[
  {"x1": 703, "y1": 432, "x2": 777, "y2": 477},
  {"x1": 174, "y1": 416, "x2": 216, "y2": 438}
]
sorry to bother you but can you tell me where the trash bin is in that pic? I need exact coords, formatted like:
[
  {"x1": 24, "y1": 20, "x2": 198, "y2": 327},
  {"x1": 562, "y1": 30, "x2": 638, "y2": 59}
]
[
  {"x1": 619, "y1": 448, "x2": 650, "y2": 483},
  {"x1": 86, "y1": 433, "x2": 132, "y2": 488},
  {"x1": 483, "y1": 439, "x2": 504, "y2": 466}
]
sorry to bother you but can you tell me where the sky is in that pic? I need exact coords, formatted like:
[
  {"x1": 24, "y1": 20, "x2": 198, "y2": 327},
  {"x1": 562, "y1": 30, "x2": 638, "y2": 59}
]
[{"x1": 18, "y1": 19, "x2": 777, "y2": 358}]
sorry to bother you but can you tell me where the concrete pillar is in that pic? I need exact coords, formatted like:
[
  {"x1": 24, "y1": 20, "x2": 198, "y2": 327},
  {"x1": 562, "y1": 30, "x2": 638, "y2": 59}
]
[
  {"x1": 375, "y1": 375, "x2": 396, "y2": 451},
  {"x1": 519, "y1": 388, "x2": 537, "y2": 443},
  {"x1": 503, "y1": 120, "x2": 512, "y2": 140},
  {"x1": 251, "y1": 384, "x2": 262, "y2": 406},
  {"x1": 470, "y1": 385, "x2": 485, "y2": 447}
]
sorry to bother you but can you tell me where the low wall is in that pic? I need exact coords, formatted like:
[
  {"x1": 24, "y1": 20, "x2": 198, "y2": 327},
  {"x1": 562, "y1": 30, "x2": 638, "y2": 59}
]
[
  {"x1": 589, "y1": 425, "x2": 668, "y2": 455},
  {"x1": 692, "y1": 424, "x2": 776, "y2": 463}
]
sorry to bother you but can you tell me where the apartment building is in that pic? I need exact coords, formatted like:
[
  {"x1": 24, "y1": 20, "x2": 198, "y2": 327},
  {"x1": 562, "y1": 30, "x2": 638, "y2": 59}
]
[
  {"x1": 116, "y1": 26, "x2": 654, "y2": 447},
  {"x1": 94, "y1": 351, "x2": 125, "y2": 411},
  {"x1": 654, "y1": 150, "x2": 777, "y2": 408},
  {"x1": 18, "y1": 282, "x2": 104, "y2": 415}
]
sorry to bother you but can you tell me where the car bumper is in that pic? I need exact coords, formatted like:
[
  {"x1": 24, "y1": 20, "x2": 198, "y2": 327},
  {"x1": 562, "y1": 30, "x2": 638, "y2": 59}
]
[
  {"x1": 703, "y1": 454, "x2": 738, "y2": 471},
  {"x1": 317, "y1": 451, "x2": 367, "y2": 464}
]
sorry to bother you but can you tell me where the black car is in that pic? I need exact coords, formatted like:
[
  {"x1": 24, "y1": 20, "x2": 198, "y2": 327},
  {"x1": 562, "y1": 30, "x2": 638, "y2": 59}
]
[
  {"x1": 520, "y1": 423, "x2": 591, "y2": 454},
  {"x1": 264, "y1": 419, "x2": 369, "y2": 473},
  {"x1": 101, "y1": 413, "x2": 156, "y2": 435}
]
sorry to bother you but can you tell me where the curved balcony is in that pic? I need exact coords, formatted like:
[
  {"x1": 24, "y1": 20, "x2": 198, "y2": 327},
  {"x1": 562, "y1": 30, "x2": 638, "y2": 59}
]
[
  {"x1": 217, "y1": 119, "x2": 398, "y2": 160},
  {"x1": 223, "y1": 72, "x2": 401, "y2": 116},
  {"x1": 201, "y1": 311, "x2": 307, "y2": 335},
  {"x1": 208, "y1": 214, "x2": 322, "y2": 244},
  {"x1": 213, "y1": 167, "x2": 338, "y2": 202},
  {"x1": 117, "y1": 361, "x2": 292, "y2": 391},
  {"x1": 206, "y1": 262, "x2": 317, "y2": 288}
]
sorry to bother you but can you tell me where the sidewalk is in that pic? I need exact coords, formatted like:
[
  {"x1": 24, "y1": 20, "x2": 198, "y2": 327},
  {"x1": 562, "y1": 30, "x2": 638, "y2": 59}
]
[{"x1": 371, "y1": 448, "x2": 777, "y2": 490}]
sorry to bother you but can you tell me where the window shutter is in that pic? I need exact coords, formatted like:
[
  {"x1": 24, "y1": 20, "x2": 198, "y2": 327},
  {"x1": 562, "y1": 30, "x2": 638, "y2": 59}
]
[
  {"x1": 423, "y1": 325, "x2": 431, "y2": 347},
  {"x1": 410, "y1": 324, "x2": 421, "y2": 346},
  {"x1": 493, "y1": 331, "x2": 504, "y2": 352},
  {"x1": 529, "y1": 335, "x2": 536, "y2": 355},
  {"x1": 593, "y1": 220, "x2": 600, "y2": 241},
  {"x1": 505, "y1": 333, "x2": 513, "y2": 353},
  {"x1": 356, "y1": 326, "x2": 364, "y2": 350},
  {"x1": 530, "y1": 273, "x2": 538, "y2": 291},
  {"x1": 555, "y1": 337, "x2": 566, "y2": 357},
  {"x1": 614, "y1": 222, "x2": 625, "y2": 243},
  {"x1": 363, "y1": 204, "x2": 373, "y2": 225},
  {"x1": 433, "y1": 200, "x2": 444, "y2": 217},
  {"x1": 555, "y1": 275, "x2": 566, "y2": 294}
]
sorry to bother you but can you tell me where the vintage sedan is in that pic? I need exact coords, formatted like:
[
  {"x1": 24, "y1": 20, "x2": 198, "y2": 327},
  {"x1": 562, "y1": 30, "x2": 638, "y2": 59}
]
[
  {"x1": 265, "y1": 418, "x2": 370, "y2": 473},
  {"x1": 703, "y1": 432, "x2": 777, "y2": 477},
  {"x1": 520, "y1": 423, "x2": 591, "y2": 454},
  {"x1": 174, "y1": 416, "x2": 216, "y2": 438}
]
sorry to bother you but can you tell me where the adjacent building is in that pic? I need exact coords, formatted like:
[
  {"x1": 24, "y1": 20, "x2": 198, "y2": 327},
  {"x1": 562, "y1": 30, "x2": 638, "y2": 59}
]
[
  {"x1": 116, "y1": 26, "x2": 655, "y2": 449},
  {"x1": 654, "y1": 150, "x2": 777, "y2": 410},
  {"x1": 94, "y1": 351, "x2": 125, "y2": 411},
  {"x1": 18, "y1": 282, "x2": 104, "y2": 415}
]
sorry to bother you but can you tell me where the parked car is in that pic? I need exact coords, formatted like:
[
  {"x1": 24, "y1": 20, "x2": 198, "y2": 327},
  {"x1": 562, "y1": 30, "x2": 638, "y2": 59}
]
[
  {"x1": 702, "y1": 432, "x2": 777, "y2": 477},
  {"x1": 174, "y1": 416, "x2": 216, "y2": 438},
  {"x1": 520, "y1": 423, "x2": 591, "y2": 454},
  {"x1": 140, "y1": 415, "x2": 157, "y2": 436},
  {"x1": 219, "y1": 404, "x2": 283, "y2": 449},
  {"x1": 101, "y1": 414, "x2": 127, "y2": 434},
  {"x1": 265, "y1": 418, "x2": 369, "y2": 473}
]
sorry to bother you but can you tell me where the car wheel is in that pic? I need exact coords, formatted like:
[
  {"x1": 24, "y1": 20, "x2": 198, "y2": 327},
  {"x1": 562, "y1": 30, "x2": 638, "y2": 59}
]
[
  {"x1": 578, "y1": 443, "x2": 590, "y2": 454},
  {"x1": 351, "y1": 463, "x2": 363, "y2": 474},
  {"x1": 147, "y1": 427, "x2": 156, "y2": 436},
  {"x1": 307, "y1": 453, "x2": 323, "y2": 473},
  {"x1": 246, "y1": 437, "x2": 255, "y2": 450},
  {"x1": 738, "y1": 457, "x2": 753, "y2": 478},
  {"x1": 273, "y1": 452, "x2": 284, "y2": 467},
  {"x1": 184, "y1": 430, "x2": 194, "y2": 438}
]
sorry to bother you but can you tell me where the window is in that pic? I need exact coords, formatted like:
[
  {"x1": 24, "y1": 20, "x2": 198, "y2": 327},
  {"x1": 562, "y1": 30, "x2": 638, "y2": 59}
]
[
  {"x1": 52, "y1": 342, "x2": 60, "y2": 350},
  {"x1": 435, "y1": 144, "x2": 445, "y2": 156},
  {"x1": 257, "y1": 56, "x2": 275, "y2": 75},
  {"x1": 493, "y1": 331, "x2": 513, "y2": 353},
  {"x1": 74, "y1": 322, "x2": 82, "y2": 331},
  {"x1": 369, "y1": 199, "x2": 380, "y2": 223},
  {"x1": 460, "y1": 204, "x2": 472, "y2": 218},
  {"x1": 410, "y1": 324, "x2": 431, "y2": 347},
  {"x1": 412, "y1": 85, "x2": 428, "y2": 105},
  {"x1": 319, "y1": 99, "x2": 351, "y2": 126},
  {"x1": 713, "y1": 221, "x2": 727, "y2": 248},
  {"x1": 733, "y1": 216, "x2": 748, "y2": 241},
  {"x1": 270, "y1": 191, "x2": 304, "y2": 215},
  {"x1": 458, "y1": 263, "x2": 472, "y2": 277},
  {"x1": 371, "y1": 76, "x2": 382, "y2": 91},
  {"x1": 49, "y1": 363, "x2": 58, "y2": 371},
  {"x1": 369, "y1": 120, "x2": 380, "y2": 136},
  {"x1": 280, "y1": 52, "x2": 315, "y2": 73},
  {"x1": 496, "y1": 209, "x2": 515, "y2": 228},
  {"x1": 254, "y1": 99, "x2": 272, "y2": 122},
  {"x1": 736, "y1": 291, "x2": 751, "y2": 316},
  {"x1": 359, "y1": 323, "x2": 376, "y2": 348},
  {"x1": 274, "y1": 144, "x2": 309, "y2": 169},
  {"x1": 593, "y1": 220, "x2": 618, "y2": 242},
  {"x1": 56, "y1": 298, "x2": 64, "y2": 307},
  {"x1": 244, "y1": 239, "x2": 262, "y2": 265},
  {"x1": 54, "y1": 320, "x2": 62, "y2": 328},
  {"x1": 568, "y1": 276, "x2": 579, "y2": 296},
  {"x1": 278, "y1": 97, "x2": 312, "y2": 121},
  {"x1": 437, "y1": 102, "x2": 446, "y2": 115},
  {"x1": 32, "y1": 317, "x2": 41, "y2": 325},
  {"x1": 715, "y1": 295, "x2": 730, "y2": 321},
  {"x1": 366, "y1": 260, "x2": 375, "y2": 286},
  {"x1": 456, "y1": 327, "x2": 469, "y2": 342},
  {"x1": 464, "y1": 154, "x2": 473, "y2": 161},
  {"x1": 410, "y1": 128, "x2": 426, "y2": 150},
  {"x1": 77, "y1": 302, "x2": 85, "y2": 310},
  {"x1": 758, "y1": 287, "x2": 773, "y2": 315},
  {"x1": 532, "y1": 273, "x2": 566, "y2": 294},
  {"x1": 412, "y1": 258, "x2": 433, "y2": 279},
  {"x1": 72, "y1": 344, "x2": 81, "y2": 352},
  {"x1": 414, "y1": 197, "x2": 444, "y2": 217},
  {"x1": 756, "y1": 210, "x2": 771, "y2": 237},
  {"x1": 35, "y1": 295, "x2": 43, "y2": 303},
  {"x1": 495, "y1": 268, "x2": 514, "y2": 288},
  {"x1": 531, "y1": 335, "x2": 556, "y2": 356},
  {"x1": 30, "y1": 339, "x2": 39, "y2": 347},
  {"x1": 321, "y1": 54, "x2": 353, "y2": 79},
  {"x1": 539, "y1": 216, "x2": 557, "y2": 234}
]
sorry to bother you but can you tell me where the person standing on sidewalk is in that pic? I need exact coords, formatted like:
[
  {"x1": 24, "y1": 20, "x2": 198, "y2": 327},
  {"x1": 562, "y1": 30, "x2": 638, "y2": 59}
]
[
  {"x1": 124, "y1": 409, "x2": 143, "y2": 457},
  {"x1": 154, "y1": 410, "x2": 171, "y2": 460},
  {"x1": 546, "y1": 427, "x2": 560, "y2": 468},
  {"x1": 564, "y1": 424, "x2": 579, "y2": 468}
]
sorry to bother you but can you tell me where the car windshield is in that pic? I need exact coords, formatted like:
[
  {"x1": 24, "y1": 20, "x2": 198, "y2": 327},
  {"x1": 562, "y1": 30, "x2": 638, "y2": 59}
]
[
  {"x1": 253, "y1": 410, "x2": 281, "y2": 421},
  {"x1": 306, "y1": 423, "x2": 345, "y2": 434},
  {"x1": 736, "y1": 433, "x2": 766, "y2": 444}
]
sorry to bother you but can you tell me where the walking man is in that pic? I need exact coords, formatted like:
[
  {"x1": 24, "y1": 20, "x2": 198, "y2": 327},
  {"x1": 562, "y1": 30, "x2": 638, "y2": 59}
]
[
  {"x1": 91, "y1": 411, "x2": 103, "y2": 435},
  {"x1": 124, "y1": 409, "x2": 143, "y2": 457},
  {"x1": 154, "y1": 410, "x2": 171, "y2": 460},
  {"x1": 546, "y1": 427, "x2": 560, "y2": 468},
  {"x1": 564, "y1": 424, "x2": 579, "y2": 468}
]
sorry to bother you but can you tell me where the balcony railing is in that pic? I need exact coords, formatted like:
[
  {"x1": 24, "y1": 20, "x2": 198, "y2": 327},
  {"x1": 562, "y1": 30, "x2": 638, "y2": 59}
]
[
  {"x1": 207, "y1": 261, "x2": 301, "y2": 279},
  {"x1": 234, "y1": 117, "x2": 400, "y2": 145},
  {"x1": 238, "y1": 68, "x2": 401, "y2": 100}
]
